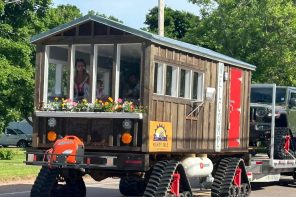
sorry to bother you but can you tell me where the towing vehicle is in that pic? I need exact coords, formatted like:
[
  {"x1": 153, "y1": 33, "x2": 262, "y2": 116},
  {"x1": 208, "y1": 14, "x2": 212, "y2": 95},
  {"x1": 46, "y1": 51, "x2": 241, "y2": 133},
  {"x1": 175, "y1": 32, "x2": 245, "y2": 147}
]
[{"x1": 26, "y1": 14, "x2": 261, "y2": 197}]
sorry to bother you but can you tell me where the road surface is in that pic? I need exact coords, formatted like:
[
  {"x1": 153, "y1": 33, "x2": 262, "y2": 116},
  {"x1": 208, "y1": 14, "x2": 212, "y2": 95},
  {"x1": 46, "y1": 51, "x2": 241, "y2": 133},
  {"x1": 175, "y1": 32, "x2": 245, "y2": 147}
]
[{"x1": 0, "y1": 177, "x2": 295, "y2": 197}]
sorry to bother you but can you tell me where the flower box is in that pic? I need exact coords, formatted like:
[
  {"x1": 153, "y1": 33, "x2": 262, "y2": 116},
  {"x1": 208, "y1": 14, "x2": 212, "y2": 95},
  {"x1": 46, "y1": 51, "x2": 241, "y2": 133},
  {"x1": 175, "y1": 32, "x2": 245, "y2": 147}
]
[{"x1": 35, "y1": 111, "x2": 144, "y2": 119}]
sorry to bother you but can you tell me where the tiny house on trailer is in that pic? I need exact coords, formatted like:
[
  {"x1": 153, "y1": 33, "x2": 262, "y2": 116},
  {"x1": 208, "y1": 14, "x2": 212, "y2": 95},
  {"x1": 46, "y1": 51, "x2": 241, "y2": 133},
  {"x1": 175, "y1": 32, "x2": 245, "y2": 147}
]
[{"x1": 27, "y1": 15, "x2": 255, "y2": 197}]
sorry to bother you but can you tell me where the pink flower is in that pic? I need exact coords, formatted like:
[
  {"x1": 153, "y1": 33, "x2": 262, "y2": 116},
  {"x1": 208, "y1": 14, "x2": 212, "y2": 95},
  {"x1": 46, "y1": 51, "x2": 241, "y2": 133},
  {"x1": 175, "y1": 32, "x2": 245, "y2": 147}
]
[
  {"x1": 72, "y1": 102, "x2": 78, "y2": 107},
  {"x1": 117, "y1": 98, "x2": 123, "y2": 103}
]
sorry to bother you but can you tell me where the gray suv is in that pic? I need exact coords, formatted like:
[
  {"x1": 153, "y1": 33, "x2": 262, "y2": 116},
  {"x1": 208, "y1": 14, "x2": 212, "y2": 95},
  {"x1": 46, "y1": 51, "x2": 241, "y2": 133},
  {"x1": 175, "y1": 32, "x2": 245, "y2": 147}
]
[
  {"x1": 0, "y1": 128, "x2": 32, "y2": 148},
  {"x1": 249, "y1": 84, "x2": 296, "y2": 158}
]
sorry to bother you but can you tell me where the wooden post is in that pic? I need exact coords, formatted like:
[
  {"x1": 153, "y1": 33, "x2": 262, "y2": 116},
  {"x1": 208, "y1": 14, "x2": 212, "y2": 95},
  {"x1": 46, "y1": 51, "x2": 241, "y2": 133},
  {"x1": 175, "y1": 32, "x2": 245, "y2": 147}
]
[{"x1": 158, "y1": 0, "x2": 164, "y2": 36}]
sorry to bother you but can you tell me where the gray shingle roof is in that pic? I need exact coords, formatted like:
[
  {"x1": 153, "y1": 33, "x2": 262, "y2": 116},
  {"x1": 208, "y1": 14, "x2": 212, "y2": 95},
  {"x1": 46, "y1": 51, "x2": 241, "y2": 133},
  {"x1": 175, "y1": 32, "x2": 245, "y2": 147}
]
[{"x1": 31, "y1": 15, "x2": 255, "y2": 70}]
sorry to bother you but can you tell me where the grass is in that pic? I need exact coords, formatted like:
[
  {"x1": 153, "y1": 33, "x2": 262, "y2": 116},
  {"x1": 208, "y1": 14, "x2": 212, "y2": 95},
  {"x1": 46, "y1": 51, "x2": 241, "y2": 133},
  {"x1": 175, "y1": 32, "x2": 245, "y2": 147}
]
[{"x1": 0, "y1": 148, "x2": 40, "y2": 182}]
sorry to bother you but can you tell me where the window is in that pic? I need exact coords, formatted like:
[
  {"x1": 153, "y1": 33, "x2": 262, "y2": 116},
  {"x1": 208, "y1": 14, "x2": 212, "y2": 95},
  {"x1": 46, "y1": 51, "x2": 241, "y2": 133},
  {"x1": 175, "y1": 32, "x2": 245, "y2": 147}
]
[
  {"x1": 6, "y1": 129, "x2": 17, "y2": 135},
  {"x1": 165, "y1": 66, "x2": 178, "y2": 97},
  {"x1": 73, "y1": 45, "x2": 91, "y2": 101},
  {"x1": 118, "y1": 44, "x2": 141, "y2": 100},
  {"x1": 192, "y1": 72, "x2": 204, "y2": 101},
  {"x1": 46, "y1": 46, "x2": 69, "y2": 101},
  {"x1": 154, "y1": 62, "x2": 164, "y2": 94},
  {"x1": 179, "y1": 69, "x2": 191, "y2": 98},
  {"x1": 95, "y1": 45, "x2": 114, "y2": 100}
]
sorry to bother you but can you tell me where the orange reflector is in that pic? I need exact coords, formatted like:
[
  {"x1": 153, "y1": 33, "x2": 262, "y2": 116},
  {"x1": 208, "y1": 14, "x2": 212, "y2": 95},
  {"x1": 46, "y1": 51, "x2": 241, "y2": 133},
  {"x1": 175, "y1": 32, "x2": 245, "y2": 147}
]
[
  {"x1": 47, "y1": 131, "x2": 57, "y2": 142},
  {"x1": 121, "y1": 132, "x2": 132, "y2": 144}
]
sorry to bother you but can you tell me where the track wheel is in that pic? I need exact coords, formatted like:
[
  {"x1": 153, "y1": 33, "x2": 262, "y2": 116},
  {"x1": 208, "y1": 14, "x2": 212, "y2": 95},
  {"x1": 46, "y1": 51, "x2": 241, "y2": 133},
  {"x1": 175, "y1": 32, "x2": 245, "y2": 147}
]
[
  {"x1": 154, "y1": 161, "x2": 192, "y2": 197},
  {"x1": 30, "y1": 167, "x2": 86, "y2": 197},
  {"x1": 211, "y1": 157, "x2": 251, "y2": 197},
  {"x1": 274, "y1": 128, "x2": 295, "y2": 159},
  {"x1": 119, "y1": 176, "x2": 146, "y2": 196}
]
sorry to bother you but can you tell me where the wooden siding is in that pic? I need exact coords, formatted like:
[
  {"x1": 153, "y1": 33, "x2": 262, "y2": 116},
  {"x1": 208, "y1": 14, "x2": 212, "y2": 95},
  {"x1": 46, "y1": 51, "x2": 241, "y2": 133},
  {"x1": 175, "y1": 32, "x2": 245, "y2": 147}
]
[{"x1": 149, "y1": 45, "x2": 251, "y2": 154}]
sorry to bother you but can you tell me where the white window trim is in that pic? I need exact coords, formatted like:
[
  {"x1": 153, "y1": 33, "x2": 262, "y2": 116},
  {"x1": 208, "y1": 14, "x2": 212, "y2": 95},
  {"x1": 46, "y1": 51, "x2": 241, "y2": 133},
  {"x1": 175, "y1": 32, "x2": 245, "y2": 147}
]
[
  {"x1": 91, "y1": 45, "x2": 98, "y2": 103},
  {"x1": 44, "y1": 45, "x2": 69, "y2": 103},
  {"x1": 71, "y1": 44, "x2": 92, "y2": 101},
  {"x1": 43, "y1": 46, "x2": 49, "y2": 104},
  {"x1": 115, "y1": 45, "x2": 121, "y2": 100},
  {"x1": 116, "y1": 43, "x2": 142, "y2": 100},
  {"x1": 94, "y1": 44, "x2": 114, "y2": 102},
  {"x1": 153, "y1": 61, "x2": 165, "y2": 95}
]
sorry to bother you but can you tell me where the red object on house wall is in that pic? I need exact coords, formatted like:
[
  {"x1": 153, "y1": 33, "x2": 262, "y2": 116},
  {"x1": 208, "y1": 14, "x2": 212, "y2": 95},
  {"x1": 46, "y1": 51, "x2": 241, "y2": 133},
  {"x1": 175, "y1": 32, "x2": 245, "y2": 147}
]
[{"x1": 228, "y1": 68, "x2": 242, "y2": 148}]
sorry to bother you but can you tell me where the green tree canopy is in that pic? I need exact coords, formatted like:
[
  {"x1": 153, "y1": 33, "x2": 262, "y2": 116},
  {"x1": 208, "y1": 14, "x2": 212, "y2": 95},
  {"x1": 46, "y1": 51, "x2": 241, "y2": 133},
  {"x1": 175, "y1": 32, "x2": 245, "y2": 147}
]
[
  {"x1": 187, "y1": 0, "x2": 296, "y2": 85},
  {"x1": 144, "y1": 6, "x2": 200, "y2": 40},
  {"x1": 0, "y1": 1, "x2": 125, "y2": 132},
  {"x1": 0, "y1": 1, "x2": 82, "y2": 132}
]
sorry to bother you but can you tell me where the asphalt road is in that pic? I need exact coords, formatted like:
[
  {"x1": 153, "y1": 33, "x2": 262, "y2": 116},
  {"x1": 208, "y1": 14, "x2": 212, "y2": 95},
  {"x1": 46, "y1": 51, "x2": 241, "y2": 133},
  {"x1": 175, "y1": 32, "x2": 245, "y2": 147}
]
[{"x1": 0, "y1": 177, "x2": 295, "y2": 197}]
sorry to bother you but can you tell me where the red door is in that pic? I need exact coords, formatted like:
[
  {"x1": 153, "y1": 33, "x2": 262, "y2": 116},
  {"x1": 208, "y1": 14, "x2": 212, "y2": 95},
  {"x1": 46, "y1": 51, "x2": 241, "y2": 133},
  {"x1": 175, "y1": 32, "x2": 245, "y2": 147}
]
[{"x1": 228, "y1": 68, "x2": 242, "y2": 148}]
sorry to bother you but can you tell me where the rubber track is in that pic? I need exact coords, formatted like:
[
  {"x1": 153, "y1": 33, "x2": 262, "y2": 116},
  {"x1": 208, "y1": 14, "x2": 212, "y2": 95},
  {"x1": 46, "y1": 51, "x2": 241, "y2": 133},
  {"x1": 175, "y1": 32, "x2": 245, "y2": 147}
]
[
  {"x1": 143, "y1": 160, "x2": 192, "y2": 197},
  {"x1": 143, "y1": 161, "x2": 169, "y2": 197},
  {"x1": 274, "y1": 128, "x2": 295, "y2": 159},
  {"x1": 211, "y1": 157, "x2": 251, "y2": 197},
  {"x1": 154, "y1": 160, "x2": 191, "y2": 197}
]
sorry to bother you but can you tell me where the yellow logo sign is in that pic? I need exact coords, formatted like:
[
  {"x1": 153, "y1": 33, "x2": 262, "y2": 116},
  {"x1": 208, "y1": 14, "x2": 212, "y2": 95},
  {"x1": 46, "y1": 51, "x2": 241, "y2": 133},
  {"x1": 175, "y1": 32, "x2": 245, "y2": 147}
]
[{"x1": 149, "y1": 121, "x2": 172, "y2": 152}]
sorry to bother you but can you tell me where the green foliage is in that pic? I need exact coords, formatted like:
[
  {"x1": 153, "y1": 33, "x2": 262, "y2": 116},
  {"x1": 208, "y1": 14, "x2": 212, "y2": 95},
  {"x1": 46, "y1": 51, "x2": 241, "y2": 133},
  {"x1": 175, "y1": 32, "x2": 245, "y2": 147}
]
[
  {"x1": 42, "y1": 4, "x2": 82, "y2": 30},
  {"x1": 144, "y1": 6, "x2": 200, "y2": 40},
  {"x1": 0, "y1": 148, "x2": 16, "y2": 160},
  {"x1": 187, "y1": 0, "x2": 296, "y2": 86},
  {"x1": 0, "y1": 56, "x2": 34, "y2": 132},
  {"x1": 0, "y1": 1, "x2": 83, "y2": 132}
]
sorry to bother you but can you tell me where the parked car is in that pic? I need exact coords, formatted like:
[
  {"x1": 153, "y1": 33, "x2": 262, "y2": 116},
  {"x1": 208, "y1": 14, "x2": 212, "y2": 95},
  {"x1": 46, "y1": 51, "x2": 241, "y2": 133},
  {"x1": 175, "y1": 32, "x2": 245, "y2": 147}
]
[{"x1": 0, "y1": 128, "x2": 32, "y2": 148}]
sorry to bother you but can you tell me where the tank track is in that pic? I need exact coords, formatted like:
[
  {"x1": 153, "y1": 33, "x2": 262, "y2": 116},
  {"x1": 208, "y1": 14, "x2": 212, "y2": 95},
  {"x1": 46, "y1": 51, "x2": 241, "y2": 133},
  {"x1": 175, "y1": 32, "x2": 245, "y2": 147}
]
[
  {"x1": 274, "y1": 128, "x2": 296, "y2": 159},
  {"x1": 143, "y1": 160, "x2": 192, "y2": 197},
  {"x1": 211, "y1": 157, "x2": 251, "y2": 197}
]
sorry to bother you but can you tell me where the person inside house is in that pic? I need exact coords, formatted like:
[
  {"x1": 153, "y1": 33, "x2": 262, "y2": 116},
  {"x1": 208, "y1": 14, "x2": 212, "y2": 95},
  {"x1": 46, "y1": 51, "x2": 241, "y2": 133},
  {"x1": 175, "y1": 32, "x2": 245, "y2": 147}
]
[
  {"x1": 123, "y1": 73, "x2": 140, "y2": 99},
  {"x1": 96, "y1": 79, "x2": 107, "y2": 100},
  {"x1": 74, "y1": 59, "x2": 89, "y2": 101}
]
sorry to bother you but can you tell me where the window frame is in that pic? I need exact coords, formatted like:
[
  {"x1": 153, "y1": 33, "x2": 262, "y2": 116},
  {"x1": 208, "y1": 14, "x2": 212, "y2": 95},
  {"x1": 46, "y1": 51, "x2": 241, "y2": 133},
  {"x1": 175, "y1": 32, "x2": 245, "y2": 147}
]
[
  {"x1": 153, "y1": 62, "x2": 165, "y2": 95},
  {"x1": 179, "y1": 68, "x2": 192, "y2": 99},
  {"x1": 165, "y1": 65, "x2": 179, "y2": 97},
  {"x1": 44, "y1": 45, "x2": 69, "y2": 104},
  {"x1": 94, "y1": 44, "x2": 115, "y2": 102},
  {"x1": 116, "y1": 43, "x2": 142, "y2": 100},
  {"x1": 191, "y1": 71, "x2": 204, "y2": 102}
]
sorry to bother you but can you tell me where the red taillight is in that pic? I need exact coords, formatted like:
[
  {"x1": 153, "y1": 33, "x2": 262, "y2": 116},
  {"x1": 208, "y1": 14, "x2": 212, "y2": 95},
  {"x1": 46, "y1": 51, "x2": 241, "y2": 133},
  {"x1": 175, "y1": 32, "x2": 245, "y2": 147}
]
[{"x1": 125, "y1": 160, "x2": 142, "y2": 165}]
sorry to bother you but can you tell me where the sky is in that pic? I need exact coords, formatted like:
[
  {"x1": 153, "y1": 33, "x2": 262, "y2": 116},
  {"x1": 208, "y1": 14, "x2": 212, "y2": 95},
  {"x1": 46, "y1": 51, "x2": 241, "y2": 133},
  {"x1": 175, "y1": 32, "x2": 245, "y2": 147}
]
[{"x1": 52, "y1": 0, "x2": 199, "y2": 29}]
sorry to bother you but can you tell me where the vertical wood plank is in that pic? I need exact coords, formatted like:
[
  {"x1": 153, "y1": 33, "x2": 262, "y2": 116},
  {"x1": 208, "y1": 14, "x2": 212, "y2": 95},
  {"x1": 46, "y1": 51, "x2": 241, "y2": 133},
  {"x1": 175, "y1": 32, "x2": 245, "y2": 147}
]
[
  {"x1": 177, "y1": 104, "x2": 185, "y2": 149},
  {"x1": 142, "y1": 43, "x2": 153, "y2": 152},
  {"x1": 164, "y1": 102, "x2": 172, "y2": 122},
  {"x1": 202, "y1": 60, "x2": 210, "y2": 150},
  {"x1": 171, "y1": 102, "x2": 178, "y2": 151},
  {"x1": 34, "y1": 45, "x2": 43, "y2": 108},
  {"x1": 208, "y1": 61, "x2": 217, "y2": 151}
]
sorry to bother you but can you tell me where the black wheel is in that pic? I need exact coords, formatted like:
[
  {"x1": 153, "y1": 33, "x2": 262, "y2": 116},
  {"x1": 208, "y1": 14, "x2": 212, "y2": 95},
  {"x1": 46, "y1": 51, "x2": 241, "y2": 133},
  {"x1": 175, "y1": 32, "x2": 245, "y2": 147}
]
[
  {"x1": 31, "y1": 166, "x2": 60, "y2": 197},
  {"x1": 17, "y1": 140, "x2": 27, "y2": 148},
  {"x1": 31, "y1": 167, "x2": 86, "y2": 197},
  {"x1": 119, "y1": 176, "x2": 145, "y2": 196}
]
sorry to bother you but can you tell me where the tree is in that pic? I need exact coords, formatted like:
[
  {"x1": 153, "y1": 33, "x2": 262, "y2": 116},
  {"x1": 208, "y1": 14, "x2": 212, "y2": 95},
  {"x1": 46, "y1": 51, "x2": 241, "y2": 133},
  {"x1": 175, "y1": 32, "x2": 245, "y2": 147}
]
[
  {"x1": 0, "y1": 1, "x2": 82, "y2": 132},
  {"x1": 144, "y1": 6, "x2": 200, "y2": 40},
  {"x1": 187, "y1": 0, "x2": 296, "y2": 85}
]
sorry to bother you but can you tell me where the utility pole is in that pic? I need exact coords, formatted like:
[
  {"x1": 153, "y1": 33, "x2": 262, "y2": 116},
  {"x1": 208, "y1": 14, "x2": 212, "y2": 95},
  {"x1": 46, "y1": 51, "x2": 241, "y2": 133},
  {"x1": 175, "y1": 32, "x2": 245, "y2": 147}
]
[{"x1": 158, "y1": 0, "x2": 164, "y2": 36}]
